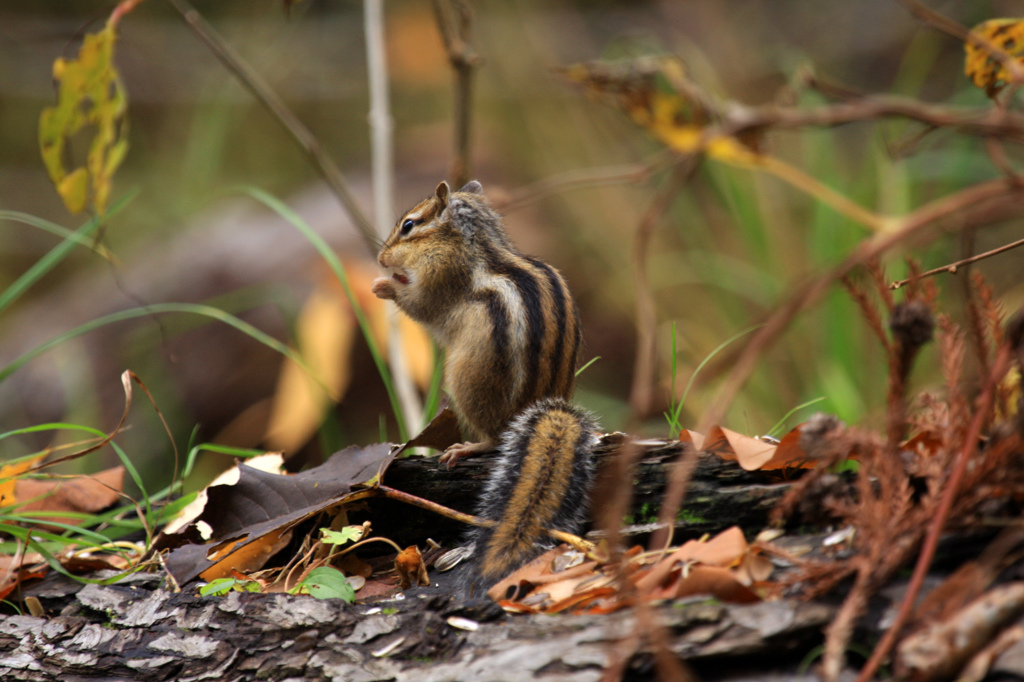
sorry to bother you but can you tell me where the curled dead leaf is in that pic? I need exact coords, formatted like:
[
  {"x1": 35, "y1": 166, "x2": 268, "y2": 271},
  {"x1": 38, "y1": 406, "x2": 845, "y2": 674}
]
[
  {"x1": 965, "y1": 18, "x2": 1024, "y2": 97},
  {"x1": 396, "y1": 545, "x2": 429, "y2": 590}
]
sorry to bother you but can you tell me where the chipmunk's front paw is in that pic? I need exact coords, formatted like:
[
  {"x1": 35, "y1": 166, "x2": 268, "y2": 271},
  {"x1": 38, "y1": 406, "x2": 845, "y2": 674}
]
[
  {"x1": 371, "y1": 277, "x2": 397, "y2": 300},
  {"x1": 439, "y1": 441, "x2": 492, "y2": 469}
]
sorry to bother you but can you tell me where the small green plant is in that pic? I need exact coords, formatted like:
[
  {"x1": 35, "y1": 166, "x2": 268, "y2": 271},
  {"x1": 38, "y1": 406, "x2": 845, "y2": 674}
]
[
  {"x1": 665, "y1": 323, "x2": 763, "y2": 435},
  {"x1": 321, "y1": 526, "x2": 363, "y2": 546},
  {"x1": 199, "y1": 577, "x2": 261, "y2": 597},
  {"x1": 765, "y1": 396, "x2": 827, "y2": 437},
  {"x1": 293, "y1": 566, "x2": 356, "y2": 602}
]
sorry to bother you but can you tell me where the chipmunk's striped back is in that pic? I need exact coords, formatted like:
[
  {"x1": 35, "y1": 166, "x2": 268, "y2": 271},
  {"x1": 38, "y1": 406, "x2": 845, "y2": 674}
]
[{"x1": 475, "y1": 240, "x2": 581, "y2": 409}]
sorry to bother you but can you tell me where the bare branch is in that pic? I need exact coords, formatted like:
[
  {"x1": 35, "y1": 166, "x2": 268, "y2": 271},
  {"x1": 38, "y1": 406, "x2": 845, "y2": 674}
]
[
  {"x1": 495, "y1": 152, "x2": 674, "y2": 212},
  {"x1": 896, "y1": 0, "x2": 1024, "y2": 86},
  {"x1": 166, "y1": 0, "x2": 378, "y2": 256},
  {"x1": 720, "y1": 96, "x2": 1024, "y2": 143},
  {"x1": 628, "y1": 159, "x2": 699, "y2": 422},
  {"x1": 364, "y1": 0, "x2": 421, "y2": 438},
  {"x1": 431, "y1": 0, "x2": 480, "y2": 189},
  {"x1": 891, "y1": 237, "x2": 1024, "y2": 289}
]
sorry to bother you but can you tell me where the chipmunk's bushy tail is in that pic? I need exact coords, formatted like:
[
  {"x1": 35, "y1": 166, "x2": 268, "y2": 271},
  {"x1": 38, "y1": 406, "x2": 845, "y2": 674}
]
[{"x1": 461, "y1": 398, "x2": 598, "y2": 599}]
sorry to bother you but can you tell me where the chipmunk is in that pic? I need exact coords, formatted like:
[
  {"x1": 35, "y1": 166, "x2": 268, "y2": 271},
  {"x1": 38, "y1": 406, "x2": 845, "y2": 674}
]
[{"x1": 371, "y1": 180, "x2": 599, "y2": 596}]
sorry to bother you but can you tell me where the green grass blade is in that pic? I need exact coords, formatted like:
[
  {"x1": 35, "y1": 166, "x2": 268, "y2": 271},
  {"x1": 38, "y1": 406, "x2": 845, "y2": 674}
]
[
  {"x1": 0, "y1": 422, "x2": 107, "y2": 444},
  {"x1": 575, "y1": 356, "x2": 601, "y2": 377},
  {"x1": 666, "y1": 322, "x2": 680, "y2": 433},
  {"x1": 237, "y1": 185, "x2": 407, "y2": 440},
  {"x1": 0, "y1": 191, "x2": 135, "y2": 315},
  {"x1": 22, "y1": 534, "x2": 141, "y2": 585},
  {"x1": 670, "y1": 323, "x2": 765, "y2": 428},
  {"x1": 0, "y1": 302, "x2": 315, "y2": 386},
  {"x1": 766, "y1": 396, "x2": 827, "y2": 437},
  {"x1": 0, "y1": 515, "x2": 135, "y2": 556},
  {"x1": 421, "y1": 344, "x2": 445, "y2": 429}
]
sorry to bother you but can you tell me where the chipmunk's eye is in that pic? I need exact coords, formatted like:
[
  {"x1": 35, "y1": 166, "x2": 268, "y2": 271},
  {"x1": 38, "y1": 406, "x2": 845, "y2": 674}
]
[{"x1": 401, "y1": 218, "x2": 417, "y2": 235}]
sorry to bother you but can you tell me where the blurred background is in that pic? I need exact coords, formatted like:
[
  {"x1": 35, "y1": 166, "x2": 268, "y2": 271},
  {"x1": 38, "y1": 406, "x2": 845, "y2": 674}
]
[{"x1": 1, "y1": 0, "x2": 1022, "y2": 495}]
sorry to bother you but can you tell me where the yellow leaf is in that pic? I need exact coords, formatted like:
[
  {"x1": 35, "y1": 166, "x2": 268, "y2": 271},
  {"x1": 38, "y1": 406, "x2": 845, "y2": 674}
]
[
  {"x1": 562, "y1": 56, "x2": 714, "y2": 147},
  {"x1": 399, "y1": 315, "x2": 433, "y2": 390},
  {"x1": 997, "y1": 365, "x2": 1021, "y2": 423},
  {"x1": 265, "y1": 284, "x2": 355, "y2": 453},
  {"x1": 0, "y1": 455, "x2": 46, "y2": 507},
  {"x1": 38, "y1": 20, "x2": 129, "y2": 217},
  {"x1": 563, "y1": 54, "x2": 888, "y2": 232},
  {"x1": 965, "y1": 18, "x2": 1024, "y2": 97},
  {"x1": 57, "y1": 169, "x2": 90, "y2": 215}
]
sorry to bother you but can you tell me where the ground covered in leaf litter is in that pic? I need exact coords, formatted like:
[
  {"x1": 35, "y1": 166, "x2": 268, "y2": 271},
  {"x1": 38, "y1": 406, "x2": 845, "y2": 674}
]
[
  {"x1": 3, "y1": 567, "x2": 838, "y2": 681},
  {"x1": 3, "y1": 444, "x2": 1024, "y2": 681},
  {"x1": 0, "y1": 433, "x2": 831, "y2": 681},
  {"x1": 7, "y1": 531, "x2": 1024, "y2": 682}
]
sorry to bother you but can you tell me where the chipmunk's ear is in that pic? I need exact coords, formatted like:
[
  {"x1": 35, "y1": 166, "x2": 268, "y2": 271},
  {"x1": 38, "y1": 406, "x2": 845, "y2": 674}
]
[
  {"x1": 435, "y1": 181, "x2": 450, "y2": 207},
  {"x1": 459, "y1": 180, "x2": 483, "y2": 194}
]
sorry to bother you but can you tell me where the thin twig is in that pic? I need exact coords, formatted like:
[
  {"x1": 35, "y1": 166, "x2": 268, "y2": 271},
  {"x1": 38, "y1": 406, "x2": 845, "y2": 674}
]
[
  {"x1": 165, "y1": 0, "x2": 378, "y2": 256},
  {"x1": 496, "y1": 152, "x2": 674, "y2": 212},
  {"x1": 376, "y1": 484, "x2": 593, "y2": 550},
  {"x1": 431, "y1": 0, "x2": 479, "y2": 189},
  {"x1": 647, "y1": 443, "x2": 699, "y2": 552},
  {"x1": 891, "y1": 237, "x2": 1024, "y2": 289},
  {"x1": 364, "y1": 0, "x2": 422, "y2": 436},
  {"x1": 896, "y1": 0, "x2": 1024, "y2": 85},
  {"x1": 984, "y1": 95, "x2": 1023, "y2": 181},
  {"x1": 628, "y1": 159, "x2": 698, "y2": 422},
  {"x1": 719, "y1": 96, "x2": 1024, "y2": 144},
  {"x1": 856, "y1": 345, "x2": 1012, "y2": 682},
  {"x1": 961, "y1": 230, "x2": 993, "y2": 381}
]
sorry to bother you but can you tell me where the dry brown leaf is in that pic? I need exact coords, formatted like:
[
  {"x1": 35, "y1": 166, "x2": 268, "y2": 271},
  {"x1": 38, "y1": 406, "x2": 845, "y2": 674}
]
[
  {"x1": 0, "y1": 564, "x2": 47, "y2": 602},
  {"x1": 703, "y1": 426, "x2": 777, "y2": 471},
  {"x1": 15, "y1": 466, "x2": 125, "y2": 528},
  {"x1": 735, "y1": 551, "x2": 775, "y2": 586},
  {"x1": 157, "y1": 444, "x2": 392, "y2": 585},
  {"x1": 548, "y1": 586, "x2": 620, "y2": 614},
  {"x1": 199, "y1": 527, "x2": 293, "y2": 582},
  {"x1": 395, "y1": 545, "x2": 429, "y2": 590},
  {"x1": 664, "y1": 525, "x2": 748, "y2": 567},
  {"x1": 486, "y1": 546, "x2": 571, "y2": 601},
  {"x1": 163, "y1": 453, "x2": 285, "y2": 536},
  {"x1": 405, "y1": 408, "x2": 463, "y2": 452},
  {"x1": 635, "y1": 525, "x2": 749, "y2": 593},
  {"x1": 678, "y1": 429, "x2": 705, "y2": 450},
  {"x1": 761, "y1": 425, "x2": 814, "y2": 471},
  {"x1": 673, "y1": 565, "x2": 760, "y2": 603}
]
